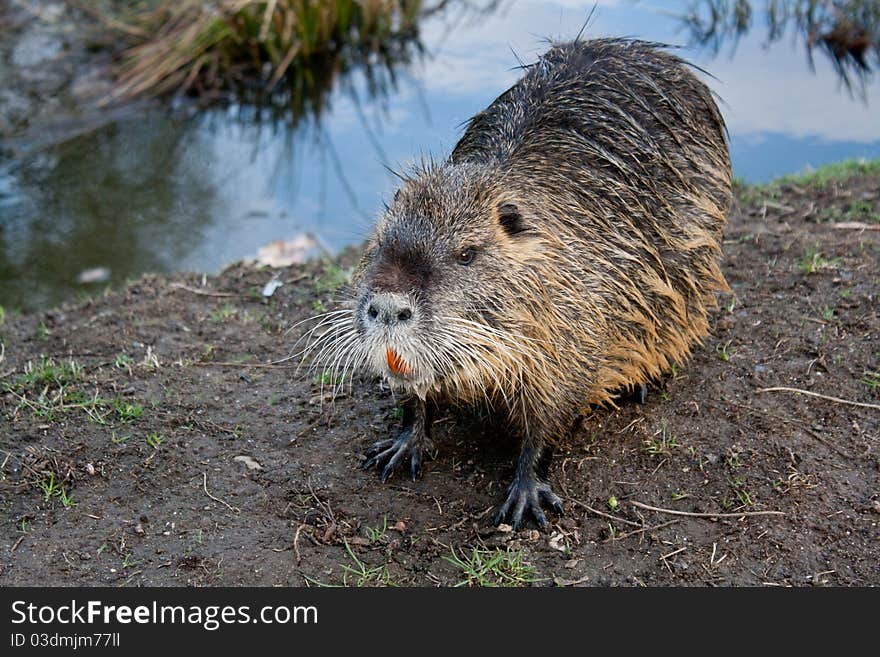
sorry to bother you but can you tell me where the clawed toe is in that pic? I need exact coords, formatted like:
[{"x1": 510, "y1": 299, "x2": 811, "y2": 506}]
[
  {"x1": 361, "y1": 430, "x2": 428, "y2": 482},
  {"x1": 493, "y1": 478, "x2": 564, "y2": 530},
  {"x1": 363, "y1": 439, "x2": 395, "y2": 464}
]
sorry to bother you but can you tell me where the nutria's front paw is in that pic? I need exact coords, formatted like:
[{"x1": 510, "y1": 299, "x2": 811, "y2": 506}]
[
  {"x1": 493, "y1": 477, "x2": 563, "y2": 530},
  {"x1": 362, "y1": 430, "x2": 432, "y2": 482}
]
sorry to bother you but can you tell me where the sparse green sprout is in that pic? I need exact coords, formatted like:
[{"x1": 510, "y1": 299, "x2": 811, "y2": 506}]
[
  {"x1": 716, "y1": 340, "x2": 733, "y2": 362},
  {"x1": 315, "y1": 264, "x2": 350, "y2": 295},
  {"x1": 311, "y1": 300, "x2": 327, "y2": 313},
  {"x1": 365, "y1": 517, "x2": 388, "y2": 543},
  {"x1": 122, "y1": 554, "x2": 140, "y2": 569},
  {"x1": 21, "y1": 355, "x2": 80, "y2": 388},
  {"x1": 736, "y1": 487, "x2": 754, "y2": 507},
  {"x1": 200, "y1": 344, "x2": 216, "y2": 361},
  {"x1": 862, "y1": 370, "x2": 880, "y2": 393},
  {"x1": 726, "y1": 450, "x2": 743, "y2": 469},
  {"x1": 671, "y1": 490, "x2": 689, "y2": 501},
  {"x1": 728, "y1": 477, "x2": 754, "y2": 508},
  {"x1": 444, "y1": 547, "x2": 540, "y2": 587},
  {"x1": 37, "y1": 473, "x2": 74, "y2": 507},
  {"x1": 115, "y1": 398, "x2": 144, "y2": 423},
  {"x1": 37, "y1": 321, "x2": 50, "y2": 340},
  {"x1": 58, "y1": 488, "x2": 76, "y2": 508},
  {"x1": 821, "y1": 306, "x2": 835, "y2": 321},
  {"x1": 314, "y1": 372, "x2": 344, "y2": 386},
  {"x1": 257, "y1": 314, "x2": 276, "y2": 333},
  {"x1": 115, "y1": 354, "x2": 135, "y2": 370},
  {"x1": 644, "y1": 426, "x2": 679, "y2": 455},
  {"x1": 38, "y1": 473, "x2": 61, "y2": 502},
  {"x1": 111, "y1": 431, "x2": 130, "y2": 444},
  {"x1": 209, "y1": 303, "x2": 237, "y2": 322},
  {"x1": 607, "y1": 495, "x2": 619, "y2": 511},
  {"x1": 799, "y1": 247, "x2": 838, "y2": 274},
  {"x1": 146, "y1": 432, "x2": 163, "y2": 449},
  {"x1": 341, "y1": 540, "x2": 395, "y2": 587},
  {"x1": 725, "y1": 297, "x2": 737, "y2": 313},
  {"x1": 0, "y1": 304, "x2": 5, "y2": 325}
]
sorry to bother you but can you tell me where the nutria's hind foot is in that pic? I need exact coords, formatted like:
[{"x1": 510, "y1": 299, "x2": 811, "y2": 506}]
[
  {"x1": 362, "y1": 396, "x2": 433, "y2": 482},
  {"x1": 493, "y1": 476, "x2": 563, "y2": 530}
]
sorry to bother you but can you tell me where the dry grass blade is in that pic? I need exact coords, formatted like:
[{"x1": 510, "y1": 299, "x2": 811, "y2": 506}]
[
  {"x1": 630, "y1": 500, "x2": 785, "y2": 518},
  {"x1": 757, "y1": 386, "x2": 880, "y2": 411},
  {"x1": 101, "y1": 0, "x2": 434, "y2": 104}
]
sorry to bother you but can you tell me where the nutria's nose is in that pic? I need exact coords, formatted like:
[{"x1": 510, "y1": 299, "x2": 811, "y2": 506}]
[{"x1": 366, "y1": 294, "x2": 413, "y2": 326}]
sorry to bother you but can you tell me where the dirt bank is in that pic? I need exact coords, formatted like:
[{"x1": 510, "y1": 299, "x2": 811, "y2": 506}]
[{"x1": 1, "y1": 163, "x2": 878, "y2": 586}]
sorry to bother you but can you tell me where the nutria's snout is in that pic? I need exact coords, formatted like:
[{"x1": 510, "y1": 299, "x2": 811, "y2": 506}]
[
  {"x1": 357, "y1": 290, "x2": 427, "y2": 386},
  {"x1": 364, "y1": 292, "x2": 415, "y2": 326}
]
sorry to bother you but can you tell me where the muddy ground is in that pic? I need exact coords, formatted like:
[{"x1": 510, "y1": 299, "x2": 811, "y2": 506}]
[{"x1": 1, "y1": 166, "x2": 879, "y2": 587}]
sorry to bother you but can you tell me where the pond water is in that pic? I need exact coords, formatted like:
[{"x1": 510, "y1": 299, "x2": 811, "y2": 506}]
[{"x1": 1, "y1": 0, "x2": 879, "y2": 312}]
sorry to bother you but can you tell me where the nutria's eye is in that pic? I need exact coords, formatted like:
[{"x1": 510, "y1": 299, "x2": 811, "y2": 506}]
[{"x1": 456, "y1": 247, "x2": 477, "y2": 266}]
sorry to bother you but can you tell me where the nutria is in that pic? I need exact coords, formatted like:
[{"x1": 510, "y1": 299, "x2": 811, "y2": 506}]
[{"x1": 306, "y1": 37, "x2": 731, "y2": 529}]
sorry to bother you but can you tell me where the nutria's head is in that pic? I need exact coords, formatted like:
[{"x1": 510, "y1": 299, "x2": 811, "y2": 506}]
[{"x1": 346, "y1": 163, "x2": 545, "y2": 398}]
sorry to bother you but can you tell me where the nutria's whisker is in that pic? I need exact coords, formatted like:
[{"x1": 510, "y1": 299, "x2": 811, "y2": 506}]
[
  {"x1": 286, "y1": 310, "x2": 356, "y2": 365},
  {"x1": 284, "y1": 308, "x2": 353, "y2": 336},
  {"x1": 307, "y1": 329, "x2": 360, "y2": 373}
]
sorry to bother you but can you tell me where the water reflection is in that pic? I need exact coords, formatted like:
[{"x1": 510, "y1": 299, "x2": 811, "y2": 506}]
[
  {"x1": 678, "y1": 0, "x2": 879, "y2": 95},
  {"x1": 1, "y1": 117, "x2": 216, "y2": 310},
  {"x1": 1, "y1": 0, "x2": 879, "y2": 313}
]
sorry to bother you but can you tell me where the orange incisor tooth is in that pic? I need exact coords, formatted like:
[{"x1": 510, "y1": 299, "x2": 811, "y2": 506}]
[{"x1": 386, "y1": 349, "x2": 410, "y2": 376}]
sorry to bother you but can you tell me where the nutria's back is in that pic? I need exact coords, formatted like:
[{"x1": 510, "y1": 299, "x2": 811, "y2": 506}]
[
  {"x1": 316, "y1": 37, "x2": 732, "y2": 529},
  {"x1": 452, "y1": 38, "x2": 729, "y2": 210},
  {"x1": 449, "y1": 38, "x2": 732, "y2": 400}
]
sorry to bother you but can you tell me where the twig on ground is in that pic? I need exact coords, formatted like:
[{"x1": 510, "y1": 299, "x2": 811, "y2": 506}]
[
  {"x1": 569, "y1": 499, "x2": 641, "y2": 527},
  {"x1": 604, "y1": 519, "x2": 680, "y2": 543},
  {"x1": 757, "y1": 386, "x2": 880, "y2": 411},
  {"x1": 630, "y1": 500, "x2": 784, "y2": 518},
  {"x1": 831, "y1": 222, "x2": 880, "y2": 231},
  {"x1": 202, "y1": 472, "x2": 240, "y2": 513},
  {"x1": 293, "y1": 523, "x2": 306, "y2": 564},
  {"x1": 170, "y1": 283, "x2": 238, "y2": 298}
]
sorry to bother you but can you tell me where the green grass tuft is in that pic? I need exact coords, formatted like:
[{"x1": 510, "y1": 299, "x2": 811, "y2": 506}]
[
  {"x1": 444, "y1": 547, "x2": 541, "y2": 587},
  {"x1": 735, "y1": 158, "x2": 880, "y2": 208},
  {"x1": 775, "y1": 159, "x2": 880, "y2": 187}
]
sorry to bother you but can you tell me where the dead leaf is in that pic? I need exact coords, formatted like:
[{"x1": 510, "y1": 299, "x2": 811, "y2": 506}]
[{"x1": 233, "y1": 455, "x2": 263, "y2": 471}]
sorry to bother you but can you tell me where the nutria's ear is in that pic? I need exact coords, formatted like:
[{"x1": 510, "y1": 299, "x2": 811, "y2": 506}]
[{"x1": 497, "y1": 202, "x2": 527, "y2": 236}]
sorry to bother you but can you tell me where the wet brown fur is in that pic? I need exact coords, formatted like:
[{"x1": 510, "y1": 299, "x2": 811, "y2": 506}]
[
  {"x1": 357, "y1": 38, "x2": 729, "y2": 427},
  {"x1": 335, "y1": 38, "x2": 730, "y2": 524}
]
